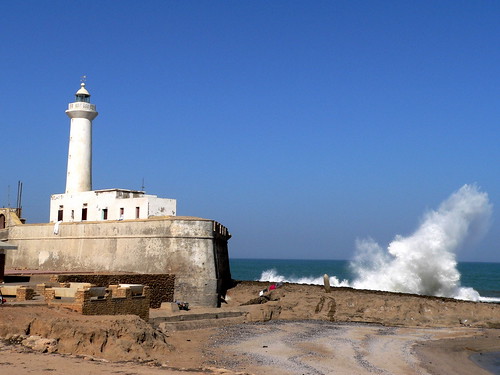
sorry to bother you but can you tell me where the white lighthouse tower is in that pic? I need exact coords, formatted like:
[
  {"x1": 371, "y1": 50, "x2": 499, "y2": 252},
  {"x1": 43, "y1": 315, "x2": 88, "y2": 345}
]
[
  {"x1": 64, "y1": 81, "x2": 98, "y2": 193},
  {"x1": 49, "y1": 81, "x2": 176, "y2": 223}
]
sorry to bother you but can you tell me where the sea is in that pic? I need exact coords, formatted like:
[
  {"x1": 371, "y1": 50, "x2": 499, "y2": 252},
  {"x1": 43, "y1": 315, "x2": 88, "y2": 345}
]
[{"x1": 230, "y1": 258, "x2": 500, "y2": 302}]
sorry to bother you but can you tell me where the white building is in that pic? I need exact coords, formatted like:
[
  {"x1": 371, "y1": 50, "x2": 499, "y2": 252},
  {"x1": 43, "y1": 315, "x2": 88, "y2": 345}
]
[
  {"x1": 49, "y1": 82, "x2": 177, "y2": 223},
  {"x1": 50, "y1": 189, "x2": 176, "y2": 222}
]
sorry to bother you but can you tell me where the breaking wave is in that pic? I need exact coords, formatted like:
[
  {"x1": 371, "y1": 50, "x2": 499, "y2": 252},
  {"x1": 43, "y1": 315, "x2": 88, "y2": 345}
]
[
  {"x1": 259, "y1": 269, "x2": 350, "y2": 287},
  {"x1": 258, "y1": 185, "x2": 498, "y2": 302}
]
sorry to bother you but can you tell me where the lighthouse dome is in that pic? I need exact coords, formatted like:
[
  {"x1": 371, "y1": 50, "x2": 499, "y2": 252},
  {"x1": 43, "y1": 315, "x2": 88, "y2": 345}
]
[
  {"x1": 75, "y1": 82, "x2": 91, "y2": 102},
  {"x1": 76, "y1": 82, "x2": 90, "y2": 96}
]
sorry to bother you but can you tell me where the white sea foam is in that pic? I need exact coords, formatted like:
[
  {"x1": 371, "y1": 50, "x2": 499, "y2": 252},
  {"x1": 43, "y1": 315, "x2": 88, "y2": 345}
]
[
  {"x1": 350, "y1": 184, "x2": 492, "y2": 301},
  {"x1": 258, "y1": 185, "x2": 495, "y2": 302},
  {"x1": 259, "y1": 268, "x2": 350, "y2": 287},
  {"x1": 478, "y1": 296, "x2": 500, "y2": 303}
]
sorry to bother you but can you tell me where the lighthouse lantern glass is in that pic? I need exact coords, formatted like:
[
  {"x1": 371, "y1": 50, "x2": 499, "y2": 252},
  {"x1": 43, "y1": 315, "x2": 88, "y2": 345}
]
[{"x1": 76, "y1": 94, "x2": 90, "y2": 103}]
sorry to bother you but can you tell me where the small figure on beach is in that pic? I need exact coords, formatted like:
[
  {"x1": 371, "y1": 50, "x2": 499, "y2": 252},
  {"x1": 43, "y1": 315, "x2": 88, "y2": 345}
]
[
  {"x1": 175, "y1": 301, "x2": 189, "y2": 310},
  {"x1": 258, "y1": 282, "x2": 284, "y2": 296}
]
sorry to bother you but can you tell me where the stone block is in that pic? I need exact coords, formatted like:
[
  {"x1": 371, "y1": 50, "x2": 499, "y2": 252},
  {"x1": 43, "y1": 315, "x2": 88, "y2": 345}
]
[
  {"x1": 160, "y1": 302, "x2": 179, "y2": 312},
  {"x1": 88, "y1": 287, "x2": 107, "y2": 298},
  {"x1": 0, "y1": 285, "x2": 19, "y2": 296},
  {"x1": 16, "y1": 287, "x2": 35, "y2": 301},
  {"x1": 119, "y1": 284, "x2": 143, "y2": 296},
  {"x1": 52, "y1": 287, "x2": 79, "y2": 298},
  {"x1": 69, "y1": 282, "x2": 92, "y2": 289}
]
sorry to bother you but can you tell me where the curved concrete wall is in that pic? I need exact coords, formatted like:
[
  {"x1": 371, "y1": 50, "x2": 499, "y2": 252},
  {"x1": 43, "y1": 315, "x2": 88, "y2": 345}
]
[{"x1": 4, "y1": 215, "x2": 231, "y2": 307}]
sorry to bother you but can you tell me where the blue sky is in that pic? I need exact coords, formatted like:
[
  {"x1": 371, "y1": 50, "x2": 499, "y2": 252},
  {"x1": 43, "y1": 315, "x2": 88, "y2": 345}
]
[{"x1": 2, "y1": 1, "x2": 499, "y2": 262}]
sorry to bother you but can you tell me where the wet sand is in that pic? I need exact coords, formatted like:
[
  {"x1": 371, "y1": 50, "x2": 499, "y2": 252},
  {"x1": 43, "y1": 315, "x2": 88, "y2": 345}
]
[
  {"x1": 206, "y1": 320, "x2": 499, "y2": 375},
  {"x1": 416, "y1": 330, "x2": 500, "y2": 375},
  {"x1": 471, "y1": 352, "x2": 500, "y2": 375}
]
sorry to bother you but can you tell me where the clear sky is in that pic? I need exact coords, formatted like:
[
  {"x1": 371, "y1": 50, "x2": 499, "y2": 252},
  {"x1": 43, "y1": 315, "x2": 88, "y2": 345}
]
[{"x1": 2, "y1": 1, "x2": 499, "y2": 262}]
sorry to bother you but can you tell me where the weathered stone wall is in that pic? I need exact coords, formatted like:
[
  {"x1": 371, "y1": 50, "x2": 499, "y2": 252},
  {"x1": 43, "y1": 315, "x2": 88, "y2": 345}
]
[
  {"x1": 0, "y1": 285, "x2": 35, "y2": 301},
  {"x1": 81, "y1": 286, "x2": 150, "y2": 321},
  {"x1": 45, "y1": 285, "x2": 150, "y2": 320},
  {"x1": 56, "y1": 274, "x2": 175, "y2": 308},
  {"x1": 213, "y1": 223, "x2": 233, "y2": 297},
  {"x1": 4, "y1": 215, "x2": 231, "y2": 307},
  {"x1": 16, "y1": 287, "x2": 35, "y2": 301}
]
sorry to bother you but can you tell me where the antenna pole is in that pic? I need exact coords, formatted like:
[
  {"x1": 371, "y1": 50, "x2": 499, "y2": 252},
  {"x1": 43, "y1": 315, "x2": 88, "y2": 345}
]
[{"x1": 16, "y1": 181, "x2": 23, "y2": 218}]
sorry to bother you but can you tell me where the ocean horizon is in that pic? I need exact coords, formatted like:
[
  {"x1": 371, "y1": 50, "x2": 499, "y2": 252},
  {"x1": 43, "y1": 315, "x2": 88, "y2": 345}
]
[{"x1": 229, "y1": 258, "x2": 500, "y2": 302}]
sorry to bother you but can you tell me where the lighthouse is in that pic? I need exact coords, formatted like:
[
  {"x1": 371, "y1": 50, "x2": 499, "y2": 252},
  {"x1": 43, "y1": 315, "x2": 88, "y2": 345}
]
[
  {"x1": 64, "y1": 81, "x2": 98, "y2": 193},
  {"x1": 50, "y1": 81, "x2": 176, "y2": 223}
]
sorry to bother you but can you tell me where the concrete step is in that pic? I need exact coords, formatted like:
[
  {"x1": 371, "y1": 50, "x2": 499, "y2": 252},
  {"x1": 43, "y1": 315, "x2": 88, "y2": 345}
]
[
  {"x1": 150, "y1": 310, "x2": 247, "y2": 331},
  {"x1": 154, "y1": 314, "x2": 247, "y2": 332},
  {"x1": 152, "y1": 310, "x2": 244, "y2": 322}
]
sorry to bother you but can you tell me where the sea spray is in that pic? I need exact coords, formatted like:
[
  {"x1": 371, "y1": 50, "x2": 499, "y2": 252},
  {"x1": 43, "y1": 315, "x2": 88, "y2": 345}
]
[
  {"x1": 259, "y1": 269, "x2": 350, "y2": 287},
  {"x1": 256, "y1": 185, "x2": 495, "y2": 302},
  {"x1": 350, "y1": 184, "x2": 492, "y2": 300}
]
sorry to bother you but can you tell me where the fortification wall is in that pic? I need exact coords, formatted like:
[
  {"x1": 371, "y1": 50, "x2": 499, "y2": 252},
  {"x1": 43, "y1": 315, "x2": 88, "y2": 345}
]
[{"x1": 4, "y1": 216, "x2": 231, "y2": 307}]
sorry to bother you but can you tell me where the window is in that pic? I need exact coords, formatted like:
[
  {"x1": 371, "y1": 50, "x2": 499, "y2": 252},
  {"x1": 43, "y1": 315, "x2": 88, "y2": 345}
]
[
  {"x1": 58, "y1": 206, "x2": 64, "y2": 221},
  {"x1": 82, "y1": 208, "x2": 88, "y2": 221},
  {"x1": 135, "y1": 207, "x2": 140, "y2": 219},
  {"x1": 71, "y1": 210, "x2": 74, "y2": 220},
  {"x1": 102, "y1": 208, "x2": 108, "y2": 220},
  {"x1": 119, "y1": 208, "x2": 124, "y2": 220},
  {"x1": 76, "y1": 94, "x2": 90, "y2": 103}
]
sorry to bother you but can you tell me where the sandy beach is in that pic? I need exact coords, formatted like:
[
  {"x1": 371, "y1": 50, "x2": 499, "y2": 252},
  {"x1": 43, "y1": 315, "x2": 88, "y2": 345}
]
[
  {"x1": 1, "y1": 281, "x2": 499, "y2": 374},
  {"x1": 0, "y1": 319, "x2": 498, "y2": 375},
  {"x1": 207, "y1": 321, "x2": 499, "y2": 375}
]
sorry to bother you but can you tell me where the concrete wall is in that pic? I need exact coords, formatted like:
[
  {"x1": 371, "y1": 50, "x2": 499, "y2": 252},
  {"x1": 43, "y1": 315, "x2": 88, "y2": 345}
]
[{"x1": 3, "y1": 212, "x2": 231, "y2": 307}]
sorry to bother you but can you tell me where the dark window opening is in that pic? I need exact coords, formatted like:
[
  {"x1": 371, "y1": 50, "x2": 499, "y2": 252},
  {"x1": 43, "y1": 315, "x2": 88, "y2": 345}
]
[
  {"x1": 135, "y1": 207, "x2": 140, "y2": 219},
  {"x1": 82, "y1": 208, "x2": 88, "y2": 221},
  {"x1": 57, "y1": 210, "x2": 63, "y2": 221},
  {"x1": 103, "y1": 209, "x2": 108, "y2": 220},
  {"x1": 0, "y1": 253, "x2": 5, "y2": 282},
  {"x1": 0, "y1": 214, "x2": 5, "y2": 229},
  {"x1": 76, "y1": 94, "x2": 90, "y2": 103}
]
